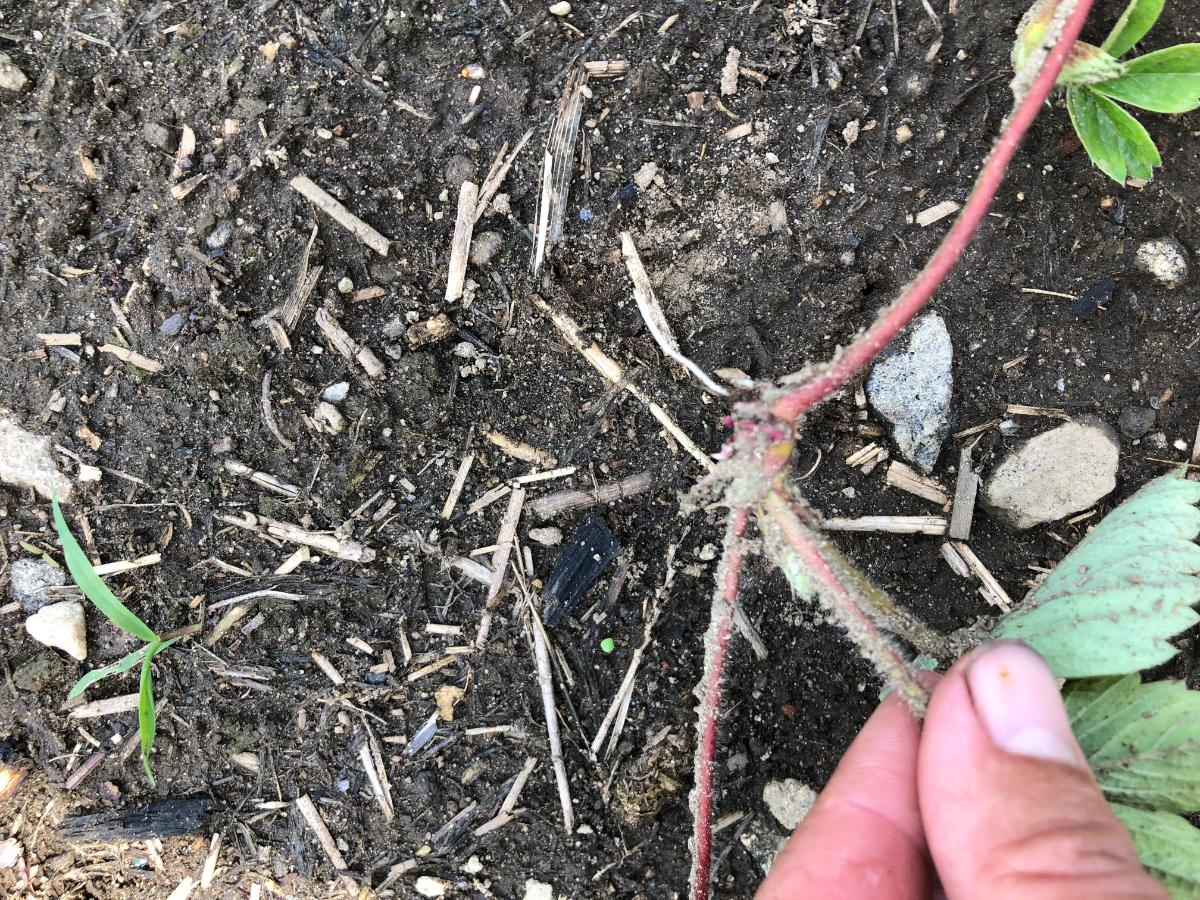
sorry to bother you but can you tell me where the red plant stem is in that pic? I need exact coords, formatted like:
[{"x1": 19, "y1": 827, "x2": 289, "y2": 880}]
[
  {"x1": 770, "y1": 0, "x2": 1095, "y2": 425},
  {"x1": 762, "y1": 491, "x2": 929, "y2": 714},
  {"x1": 689, "y1": 505, "x2": 750, "y2": 900}
]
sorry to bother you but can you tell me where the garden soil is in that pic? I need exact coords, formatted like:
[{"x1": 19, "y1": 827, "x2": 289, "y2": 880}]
[{"x1": 2, "y1": 0, "x2": 1199, "y2": 896}]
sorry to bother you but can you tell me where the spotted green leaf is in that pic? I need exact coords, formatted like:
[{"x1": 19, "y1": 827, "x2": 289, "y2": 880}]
[
  {"x1": 52, "y1": 497, "x2": 158, "y2": 643},
  {"x1": 1093, "y1": 44, "x2": 1200, "y2": 114},
  {"x1": 1066, "y1": 675, "x2": 1200, "y2": 813},
  {"x1": 1111, "y1": 805, "x2": 1200, "y2": 899},
  {"x1": 1102, "y1": 0, "x2": 1166, "y2": 58},
  {"x1": 994, "y1": 473, "x2": 1200, "y2": 677}
]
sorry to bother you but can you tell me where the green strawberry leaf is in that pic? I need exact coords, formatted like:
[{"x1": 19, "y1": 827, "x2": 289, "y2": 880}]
[
  {"x1": 1110, "y1": 805, "x2": 1200, "y2": 898},
  {"x1": 1093, "y1": 44, "x2": 1200, "y2": 114},
  {"x1": 1102, "y1": 0, "x2": 1166, "y2": 58},
  {"x1": 1066, "y1": 675, "x2": 1200, "y2": 813},
  {"x1": 52, "y1": 497, "x2": 158, "y2": 644},
  {"x1": 993, "y1": 472, "x2": 1200, "y2": 676}
]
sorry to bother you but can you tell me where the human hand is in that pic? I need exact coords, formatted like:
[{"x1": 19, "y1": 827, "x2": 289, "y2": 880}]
[{"x1": 757, "y1": 641, "x2": 1166, "y2": 899}]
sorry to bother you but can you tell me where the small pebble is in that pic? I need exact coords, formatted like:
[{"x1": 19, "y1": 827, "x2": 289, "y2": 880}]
[
  {"x1": 415, "y1": 876, "x2": 448, "y2": 897},
  {"x1": 634, "y1": 162, "x2": 658, "y2": 190},
  {"x1": 1118, "y1": 407, "x2": 1155, "y2": 441},
  {"x1": 337, "y1": 276, "x2": 354, "y2": 294},
  {"x1": 206, "y1": 220, "x2": 234, "y2": 250},
  {"x1": 142, "y1": 121, "x2": 173, "y2": 152},
  {"x1": 322, "y1": 381, "x2": 350, "y2": 403},
  {"x1": 313, "y1": 401, "x2": 345, "y2": 435},
  {"x1": 462, "y1": 855, "x2": 484, "y2": 875},
  {"x1": 25, "y1": 601, "x2": 88, "y2": 661},
  {"x1": 470, "y1": 231, "x2": 503, "y2": 267},
  {"x1": 528, "y1": 527, "x2": 563, "y2": 546},
  {"x1": 763, "y1": 778, "x2": 818, "y2": 830},
  {"x1": 1135, "y1": 237, "x2": 1189, "y2": 288},
  {"x1": 0, "y1": 52, "x2": 28, "y2": 92},
  {"x1": 524, "y1": 880, "x2": 554, "y2": 900},
  {"x1": 548, "y1": 1, "x2": 571, "y2": 15}
]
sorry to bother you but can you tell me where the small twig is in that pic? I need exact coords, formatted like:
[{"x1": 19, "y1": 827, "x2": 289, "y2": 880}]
[
  {"x1": 294, "y1": 795, "x2": 357, "y2": 892},
  {"x1": 822, "y1": 515, "x2": 947, "y2": 535},
  {"x1": 476, "y1": 130, "x2": 535, "y2": 223},
  {"x1": 446, "y1": 181, "x2": 479, "y2": 303},
  {"x1": 527, "y1": 598, "x2": 574, "y2": 834},
  {"x1": 948, "y1": 445, "x2": 979, "y2": 540},
  {"x1": 98, "y1": 344, "x2": 164, "y2": 373},
  {"x1": 475, "y1": 487, "x2": 526, "y2": 648},
  {"x1": 260, "y1": 371, "x2": 294, "y2": 450},
  {"x1": 620, "y1": 233, "x2": 728, "y2": 397},
  {"x1": 216, "y1": 511, "x2": 375, "y2": 563},
  {"x1": 534, "y1": 298, "x2": 713, "y2": 471},
  {"x1": 222, "y1": 459, "x2": 300, "y2": 499},
  {"x1": 528, "y1": 471, "x2": 654, "y2": 518},
  {"x1": 289, "y1": 175, "x2": 390, "y2": 256},
  {"x1": 441, "y1": 452, "x2": 476, "y2": 519},
  {"x1": 951, "y1": 541, "x2": 1013, "y2": 612},
  {"x1": 314, "y1": 306, "x2": 386, "y2": 378}
]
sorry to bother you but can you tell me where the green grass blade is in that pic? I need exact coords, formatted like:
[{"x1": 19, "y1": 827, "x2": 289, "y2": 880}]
[
  {"x1": 68, "y1": 645, "x2": 151, "y2": 699},
  {"x1": 139, "y1": 640, "x2": 161, "y2": 787},
  {"x1": 1101, "y1": 0, "x2": 1165, "y2": 58},
  {"x1": 52, "y1": 497, "x2": 157, "y2": 643}
]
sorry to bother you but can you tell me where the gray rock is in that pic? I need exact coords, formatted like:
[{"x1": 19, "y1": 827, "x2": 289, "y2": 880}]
[
  {"x1": 1145, "y1": 431, "x2": 1168, "y2": 451},
  {"x1": 0, "y1": 417, "x2": 75, "y2": 502},
  {"x1": 866, "y1": 312, "x2": 952, "y2": 473},
  {"x1": 1135, "y1": 237, "x2": 1189, "y2": 288},
  {"x1": 0, "y1": 52, "x2": 28, "y2": 93},
  {"x1": 12, "y1": 651, "x2": 64, "y2": 693},
  {"x1": 142, "y1": 121, "x2": 173, "y2": 151},
  {"x1": 1118, "y1": 407, "x2": 1155, "y2": 441},
  {"x1": 983, "y1": 417, "x2": 1119, "y2": 529},
  {"x1": 11, "y1": 558, "x2": 66, "y2": 613},
  {"x1": 322, "y1": 381, "x2": 350, "y2": 403},
  {"x1": 470, "y1": 231, "x2": 503, "y2": 267},
  {"x1": 762, "y1": 778, "x2": 817, "y2": 830}
]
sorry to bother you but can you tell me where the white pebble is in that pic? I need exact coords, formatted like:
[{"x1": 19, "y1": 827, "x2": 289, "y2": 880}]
[
  {"x1": 548, "y1": 1, "x2": 571, "y2": 15},
  {"x1": 524, "y1": 880, "x2": 554, "y2": 900},
  {"x1": 26, "y1": 601, "x2": 88, "y2": 661}
]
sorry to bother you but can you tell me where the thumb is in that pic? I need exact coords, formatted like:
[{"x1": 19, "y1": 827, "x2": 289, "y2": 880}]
[{"x1": 919, "y1": 641, "x2": 1166, "y2": 900}]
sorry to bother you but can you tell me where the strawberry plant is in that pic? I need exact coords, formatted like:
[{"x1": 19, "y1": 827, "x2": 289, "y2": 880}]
[
  {"x1": 1015, "y1": 0, "x2": 1200, "y2": 182},
  {"x1": 673, "y1": 1, "x2": 1200, "y2": 896}
]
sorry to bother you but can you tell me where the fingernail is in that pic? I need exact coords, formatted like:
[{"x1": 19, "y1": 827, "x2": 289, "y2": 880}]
[{"x1": 966, "y1": 641, "x2": 1085, "y2": 769}]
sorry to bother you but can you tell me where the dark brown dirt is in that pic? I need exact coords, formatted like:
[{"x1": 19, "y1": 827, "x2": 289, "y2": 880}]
[{"x1": 2, "y1": 0, "x2": 1200, "y2": 896}]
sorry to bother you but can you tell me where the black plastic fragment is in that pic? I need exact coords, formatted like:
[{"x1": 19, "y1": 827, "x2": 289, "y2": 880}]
[
  {"x1": 1072, "y1": 278, "x2": 1115, "y2": 318},
  {"x1": 542, "y1": 517, "x2": 620, "y2": 626},
  {"x1": 58, "y1": 798, "x2": 213, "y2": 842}
]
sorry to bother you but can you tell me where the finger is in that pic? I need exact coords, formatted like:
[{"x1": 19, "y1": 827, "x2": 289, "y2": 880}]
[
  {"x1": 919, "y1": 641, "x2": 1166, "y2": 900},
  {"x1": 758, "y1": 692, "x2": 931, "y2": 900}
]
